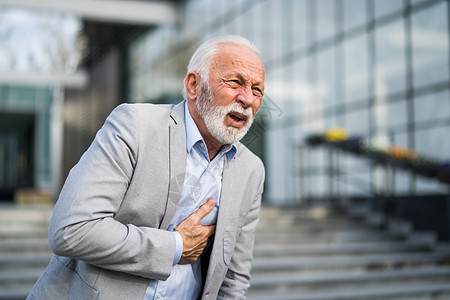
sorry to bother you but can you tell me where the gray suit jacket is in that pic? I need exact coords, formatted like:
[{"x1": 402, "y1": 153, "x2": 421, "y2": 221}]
[{"x1": 28, "y1": 101, "x2": 265, "y2": 300}]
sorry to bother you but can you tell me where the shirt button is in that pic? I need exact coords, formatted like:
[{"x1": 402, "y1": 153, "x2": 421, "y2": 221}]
[{"x1": 157, "y1": 294, "x2": 161, "y2": 299}]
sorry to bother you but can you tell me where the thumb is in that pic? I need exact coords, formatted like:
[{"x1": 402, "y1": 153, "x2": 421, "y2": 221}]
[{"x1": 193, "y1": 199, "x2": 215, "y2": 221}]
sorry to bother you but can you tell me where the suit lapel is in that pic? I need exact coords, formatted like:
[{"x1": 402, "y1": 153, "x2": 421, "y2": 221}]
[
  {"x1": 216, "y1": 144, "x2": 245, "y2": 239},
  {"x1": 203, "y1": 146, "x2": 242, "y2": 295},
  {"x1": 216, "y1": 156, "x2": 240, "y2": 235},
  {"x1": 160, "y1": 101, "x2": 187, "y2": 230}
]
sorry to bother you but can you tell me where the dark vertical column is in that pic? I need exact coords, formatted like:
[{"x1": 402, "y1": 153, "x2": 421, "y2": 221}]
[
  {"x1": 367, "y1": 0, "x2": 377, "y2": 195},
  {"x1": 447, "y1": 0, "x2": 450, "y2": 145},
  {"x1": 405, "y1": 0, "x2": 417, "y2": 194},
  {"x1": 446, "y1": 0, "x2": 450, "y2": 245},
  {"x1": 335, "y1": 0, "x2": 345, "y2": 198},
  {"x1": 367, "y1": 0, "x2": 376, "y2": 140}
]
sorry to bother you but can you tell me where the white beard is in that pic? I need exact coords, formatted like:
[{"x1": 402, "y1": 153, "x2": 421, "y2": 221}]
[{"x1": 196, "y1": 82, "x2": 254, "y2": 145}]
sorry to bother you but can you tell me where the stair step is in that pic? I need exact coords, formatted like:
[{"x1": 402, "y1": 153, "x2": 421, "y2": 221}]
[
  {"x1": 0, "y1": 205, "x2": 52, "y2": 222},
  {"x1": 247, "y1": 282, "x2": 450, "y2": 300},
  {"x1": 0, "y1": 229, "x2": 49, "y2": 239},
  {"x1": 257, "y1": 218, "x2": 366, "y2": 228},
  {"x1": 252, "y1": 251, "x2": 450, "y2": 272},
  {"x1": 249, "y1": 206, "x2": 450, "y2": 299},
  {"x1": 0, "y1": 288, "x2": 31, "y2": 300},
  {"x1": 250, "y1": 265, "x2": 450, "y2": 288},
  {"x1": 258, "y1": 206, "x2": 343, "y2": 219},
  {"x1": 0, "y1": 268, "x2": 44, "y2": 284},
  {"x1": 254, "y1": 239, "x2": 432, "y2": 256},
  {"x1": 0, "y1": 253, "x2": 52, "y2": 268},
  {"x1": 0, "y1": 239, "x2": 50, "y2": 252},
  {"x1": 254, "y1": 230, "x2": 405, "y2": 245},
  {"x1": 0, "y1": 205, "x2": 51, "y2": 240}
]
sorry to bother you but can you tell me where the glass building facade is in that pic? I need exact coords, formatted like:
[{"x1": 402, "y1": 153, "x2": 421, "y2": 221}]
[
  {"x1": 0, "y1": 85, "x2": 54, "y2": 195},
  {"x1": 128, "y1": 0, "x2": 450, "y2": 205}
]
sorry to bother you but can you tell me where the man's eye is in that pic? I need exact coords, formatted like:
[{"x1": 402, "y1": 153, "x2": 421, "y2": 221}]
[{"x1": 253, "y1": 88, "x2": 263, "y2": 97}]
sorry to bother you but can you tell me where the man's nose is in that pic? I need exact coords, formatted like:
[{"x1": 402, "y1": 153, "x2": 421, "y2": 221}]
[{"x1": 236, "y1": 86, "x2": 255, "y2": 108}]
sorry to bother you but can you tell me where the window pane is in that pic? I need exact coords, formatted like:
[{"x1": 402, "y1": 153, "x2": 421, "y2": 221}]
[
  {"x1": 256, "y1": 0, "x2": 275, "y2": 62},
  {"x1": 410, "y1": 0, "x2": 430, "y2": 5},
  {"x1": 395, "y1": 169, "x2": 411, "y2": 194},
  {"x1": 292, "y1": 0, "x2": 309, "y2": 50},
  {"x1": 271, "y1": 1, "x2": 287, "y2": 59},
  {"x1": 416, "y1": 177, "x2": 449, "y2": 194},
  {"x1": 411, "y1": 1, "x2": 449, "y2": 88},
  {"x1": 316, "y1": 0, "x2": 335, "y2": 41},
  {"x1": 415, "y1": 125, "x2": 450, "y2": 160},
  {"x1": 247, "y1": 1, "x2": 265, "y2": 61},
  {"x1": 373, "y1": 99, "x2": 407, "y2": 129},
  {"x1": 344, "y1": 34, "x2": 369, "y2": 103},
  {"x1": 266, "y1": 128, "x2": 289, "y2": 202},
  {"x1": 414, "y1": 90, "x2": 450, "y2": 123},
  {"x1": 375, "y1": 19, "x2": 407, "y2": 97},
  {"x1": 343, "y1": 0, "x2": 367, "y2": 31},
  {"x1": 205, "y1": 0, "x2": 225, "y2": 25},
  {"x1": 292, "y1": 58, "x2": 309, "y2": 118},
  {"x1": 184, "y1": 0, "x2": 210, "y2": 31},
  {"x1": 374, "y1": 0, "x2": 404, "y2": 19},
  {"x1": 317, "y1": 48, "x2": 337, "y2": 110},
  {"x1": 346, "y1": 107, "x2": 369, "y2": 135}
]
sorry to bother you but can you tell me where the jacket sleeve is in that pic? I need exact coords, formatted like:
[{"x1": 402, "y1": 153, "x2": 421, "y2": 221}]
[
  {"x1": 48, "y1": 104, "x2": 175, "y2": 281},
  {"x1": 217, "y1": 162, "x2": 265, "y2": 299}
]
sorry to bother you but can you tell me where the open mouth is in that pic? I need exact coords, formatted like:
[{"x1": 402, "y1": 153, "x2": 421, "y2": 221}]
[
  {"x1": 229, "y1": 112, "x2": 247, "y2": 122},
  {"x1": 228, "y1": 112, "x2": 247, "y2": 123}
]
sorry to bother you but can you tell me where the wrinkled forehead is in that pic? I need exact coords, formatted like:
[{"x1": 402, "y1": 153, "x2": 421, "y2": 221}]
[{"x1": 211, "y1": 44, "x2": 265, "y2": 79}]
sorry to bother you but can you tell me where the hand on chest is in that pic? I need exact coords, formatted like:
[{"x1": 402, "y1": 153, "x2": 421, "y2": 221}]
[{"x1": 170, "y1": 154, "x2": 225, "y2": 228}]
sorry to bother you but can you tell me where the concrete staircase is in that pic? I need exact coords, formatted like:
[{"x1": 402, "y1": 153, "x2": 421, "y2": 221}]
[
  {"x1": 2, "y1": 203, "x2": 450, "y2": 300},
  {"x1": 248, "y1": 205, "x2": 450, "y2": 300},
  {"x1": 0, "y1": 205, "x2": 53, "y2": 300}
]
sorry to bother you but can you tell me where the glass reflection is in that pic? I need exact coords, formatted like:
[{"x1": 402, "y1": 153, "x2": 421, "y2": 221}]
[
  {"x1": 343, "y1": 0, "x2": 367, "y2": 31},
  {"x1": 124, "y1": 0, "x2": 450, "y2": 201},
  {"x1": 317, "y1": 47, "x2": 337, "y2": 109},
  {"x1": 415, "y1": 126, "x2": 450, "y2": 160},
  {"x1": 375, "y1": 19, "x2": 406, "y2": 97},
  {"x1": 316, "y1": 0, "x2": 335, "y2": 42},
  {"x1": 411, "y1": 1, "x2": 449, "y2": 88},
  {"x1": 414, "y1": 90, "x2": 450, "y2": 123},
  {"x1": 373, "y1": 0, "x2": 404, "y2": 19},
  {"x1": 344, "y1": 34, "x2": 369, "y2": 103}
]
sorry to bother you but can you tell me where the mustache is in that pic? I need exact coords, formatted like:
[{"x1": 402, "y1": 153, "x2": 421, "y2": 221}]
[{"x1": 222, "y1": 103, "x2": 253, "y2": 120}]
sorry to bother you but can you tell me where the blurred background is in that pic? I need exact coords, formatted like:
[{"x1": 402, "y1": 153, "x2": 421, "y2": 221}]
[{"x1": 1, "y1": 0, "x2": 450, "y2": 299}]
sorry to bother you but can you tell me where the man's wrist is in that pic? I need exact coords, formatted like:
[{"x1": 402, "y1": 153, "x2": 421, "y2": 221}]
[{"x1": 172, "y1": 231, "x2": 183, "y2": 265}]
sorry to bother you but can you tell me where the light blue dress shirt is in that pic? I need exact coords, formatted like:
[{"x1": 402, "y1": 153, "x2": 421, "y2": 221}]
[{"x1": 143, "y1": 102, "x2": 236, "y2": 300}]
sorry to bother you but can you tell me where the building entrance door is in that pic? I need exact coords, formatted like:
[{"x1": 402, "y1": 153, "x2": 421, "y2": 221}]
[{"x1": 0, "y1": 112, "x2": 35, "y2": 201}]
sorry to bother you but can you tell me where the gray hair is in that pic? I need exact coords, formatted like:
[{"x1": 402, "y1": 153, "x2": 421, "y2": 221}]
[{"x1": 182, "y1": 35, "x2": 260, "y2": 99}]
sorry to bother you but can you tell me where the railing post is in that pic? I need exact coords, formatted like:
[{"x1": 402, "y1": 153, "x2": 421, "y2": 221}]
[{"x1": 329, "y1": 147, "x2": 334, "y2": 205}]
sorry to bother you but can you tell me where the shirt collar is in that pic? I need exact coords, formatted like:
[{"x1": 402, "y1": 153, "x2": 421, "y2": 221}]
[{"x1": 184, "y1": 101, "x2": 237, "y2": 162}]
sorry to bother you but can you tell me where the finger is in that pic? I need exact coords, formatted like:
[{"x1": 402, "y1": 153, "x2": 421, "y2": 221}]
[
  {"x1": 192, "y1": 199, "x2": 215, "y2": 222},
  {"x1": 205, "y1": 224, "x2": 216, "y2": 237}
]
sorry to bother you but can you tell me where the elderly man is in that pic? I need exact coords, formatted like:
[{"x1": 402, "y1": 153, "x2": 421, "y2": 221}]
[{"x1": 28, "y1": 35, "x2": 265, "y2": 300}]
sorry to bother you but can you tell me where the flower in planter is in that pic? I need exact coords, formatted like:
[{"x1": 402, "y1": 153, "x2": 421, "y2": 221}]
[
  {"x1": 340, "y1": 136, "x2": 365, "y2": 153},
  {"x1": 437, "y1": 162, "x2": 450, "y2": 170},
  {"x1": 411, "y1": 155, "x2": 438, "y2": 177},
  {"x1": 386, "y1": 146, "x2": 417, "y2": 160},
  {"x1": 341, "y1": 136, "x2": 364, "y2": 146},
  {"x1": 325, "y1": 127, "x2": 348, "y2": 142},
  {"x1": 306, "y1": 133, "x2": 326, "y2": 145},
  {"x1": 436, "y1": 162, "x2": 450, "y2": 184},
  {"x1": 364, "y1": 145, "x2": 386, "y2": 155},
  {"x1": 413, "y1": 156, "x2": 438, "y2": 168},
  {"x1": 362, "y1": 145, "x2": 389, "y2": 164}
]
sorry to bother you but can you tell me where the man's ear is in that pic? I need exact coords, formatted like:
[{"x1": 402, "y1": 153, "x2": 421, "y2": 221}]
[{"x1": 184, "y1": 72, "x2": 200, "y2": 101}]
